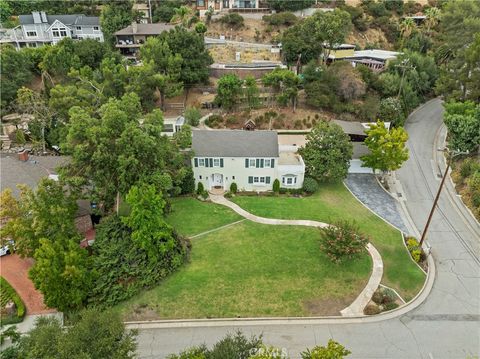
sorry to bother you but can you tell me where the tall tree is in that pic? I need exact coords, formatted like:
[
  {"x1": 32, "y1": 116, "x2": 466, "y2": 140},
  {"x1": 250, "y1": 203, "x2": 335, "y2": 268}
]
[
  {"x1": 399, "y1": 18, "x2": 416, "y2": 48},
  {"x1": 139, "y1": 37, "x2": 183, "y2": 110},
  {"x1": 299, "y1": 121, "x2": 353, "y2": 182},
  {"x1": 0, "y1": 45, "x2": 33, "y2": 112},
  {"x1": 100, "y1": 0, "x2": 134, "y2": 46},
  {"x1": 215, "y1": 74, "x2": 243, "y2": 111},
  {"x1": 361, "y1": 121, "x2": 409, "y2": 173},
  {"x1": 0, "y1": 179, "x2": 78, "y2": 257},
  {"x1": 158, "y1": 27, "x2": 213, "y2": 86},
  {"x1": 244, "y1": 76, "x2": 260, "y2": 109},
  {"x1": 62, "y1": 93, "x2": 185, "y2": 211},
  {"x1": 262, "y1": 69, "x2": 300, "y2": 111},
  {"x1": 443, "y1": 101, "x2": 480, "y2": 153}
]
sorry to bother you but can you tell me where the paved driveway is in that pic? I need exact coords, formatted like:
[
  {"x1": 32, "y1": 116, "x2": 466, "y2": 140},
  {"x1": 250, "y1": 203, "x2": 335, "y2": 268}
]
[
  {"x1": 345, "y1": 173, "x2": 409, "y2": 233},
  {"x1": 0, "y1": 254, "x2": 55, "y2": 315}
]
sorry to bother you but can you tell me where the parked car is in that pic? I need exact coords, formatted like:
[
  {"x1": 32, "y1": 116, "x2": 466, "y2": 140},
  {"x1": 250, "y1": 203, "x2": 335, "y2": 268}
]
[{"x1": 0, "y1": 240, "x2": 14, "y2": 257}]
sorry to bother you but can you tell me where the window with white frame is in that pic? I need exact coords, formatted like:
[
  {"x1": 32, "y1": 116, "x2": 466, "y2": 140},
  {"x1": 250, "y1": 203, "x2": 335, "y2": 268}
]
[
  {"x1": 93, "y1": 26, "x2": 100, "y2": 31},
  {"x1": 213, "y1": 158, "x2": 220, "y2": 167},
  {"x1": 282, "y1": 175, "x2": 297, "y2": 186},
  {"x1": 264, "y1": 159, "x2": 271, "y2": 167},
  {"x1": 76, "y1": 26, "x2": 82, "y2": 31},
  {"x1": 253, "y1": 176, "x2": 259, "y2": 183},
  {"x1": 26, "y1": 31, "x2": 37, "y2": 37},
  {"x1": 60, "y1": 28, "x2": 67, "y2": 37},
  {"x1": 249, "y1": 159, "x2": 256, "y2": 167},
  {"x1": 198, "y1": 158, "x2": 205, "y2": 167},
  {"x1": 260, "y1": 177, "x2": 265, "y2": 183}
]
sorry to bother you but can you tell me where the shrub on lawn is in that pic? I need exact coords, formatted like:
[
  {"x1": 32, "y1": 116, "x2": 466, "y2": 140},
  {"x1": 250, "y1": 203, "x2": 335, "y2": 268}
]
[
  {"x1": 201, "y1": 190, "x2": 209, "y2": 200},
  {"x1": 302, "y1": 177, "x2": 319, "y2": 194},
  {"x1": 196, "y1": 182, "x2": 204, "y2": 196},
  {"x1": 382, "y1": 302, "x2": 399, "y2": 311},
  {"x1": 319, "y1": 221, "x2": 368, "y2": 263},
  {"x1": 406, "y1": 237, "x2": 419, "y2": 252},
  {"x1": 230, "y1": 182, "x2": 238, "y2": 194},
  {"x1": 0, "y1": 277, "x2": 26, "y2": 325},
  {"x1": 411, "y1": 249, "x2": 422, "y2": 263},
  {"x1": 272, "y1": 179, "x2": 280, "y2": 194},
  {"x1": 180, "y1": 168, "x2": 195, "y2": 195}
]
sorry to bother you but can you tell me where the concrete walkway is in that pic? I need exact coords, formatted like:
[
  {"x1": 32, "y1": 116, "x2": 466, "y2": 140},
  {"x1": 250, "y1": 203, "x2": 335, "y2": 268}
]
[{"x1": 209, "y1": 194, "x2": 384, "y2": 316}]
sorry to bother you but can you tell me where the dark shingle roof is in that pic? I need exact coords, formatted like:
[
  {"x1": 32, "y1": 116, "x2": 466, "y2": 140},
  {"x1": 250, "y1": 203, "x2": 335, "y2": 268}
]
[
  {"x1": 19, "y1": 14, "x2": 100, "y2": 26},
  {"x1": 192, "y1": 130, "x2": 279, "y2": 157}
]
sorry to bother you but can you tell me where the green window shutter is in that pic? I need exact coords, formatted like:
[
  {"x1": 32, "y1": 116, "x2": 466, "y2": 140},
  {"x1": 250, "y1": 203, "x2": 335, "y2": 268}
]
[
  {"x1": 194, "y1": 158, "x2": 198, "y2": 167},
  {"x1": 260, "y1": 159, "x2": 264, "y2": 168},
  {"x1": 256, "y1": 159, "x2": 260, "y2": 168},
  {"x1": 209, "y1": 158, "x2": 213, "y2": 167},
  {"x1": 220, "y1": 158, "x2": 224, "y2": 167},
  {"x1": 245, "y1": 158, "x2": 249, "y2": 168},
  {"x1": 266, "y1": 176, "x2": 270, "y2": 184},
  {"x1": 248, "y1": 176, "x2": 253, "y2": 184},
  {"x1": 271, "y1": 159, "x2": 275, "y2": 168},
  {"x1": 205, "y1": 158, "x2": 209, "y2": 167}
]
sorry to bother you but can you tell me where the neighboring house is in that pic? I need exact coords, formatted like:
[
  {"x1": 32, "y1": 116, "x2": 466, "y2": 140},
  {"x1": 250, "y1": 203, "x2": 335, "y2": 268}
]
[
  {"x1": 162, "y1": 116, "x2": 186, "y2": 137},
  {"x1": 193, "y1": 0, "x2": 269, "y2": 11},
  {"x1": 325, "y1": 43, "x2": 355, "y2": 61},
  {"x1": 192, "y1": 130, "x2": 305, "y2": 192},
  {"x1": 0, "y1": 11, "x2": 103, "y2": 49},
  {"x1": 344, "y1": 49, "x2": 400, "y2": 71},
  {"x1": 114, "y1": 22, "x2": 175, "y2": 60}
]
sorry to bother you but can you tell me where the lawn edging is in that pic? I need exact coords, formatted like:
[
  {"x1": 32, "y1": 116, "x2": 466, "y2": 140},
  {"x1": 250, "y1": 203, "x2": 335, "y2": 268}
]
[
  {"x1": 123, "y1": 254, "x2": 435, "y2": 328},
  {"x1": 0, "y1": 276, "x2": 26, "y2": 326}
]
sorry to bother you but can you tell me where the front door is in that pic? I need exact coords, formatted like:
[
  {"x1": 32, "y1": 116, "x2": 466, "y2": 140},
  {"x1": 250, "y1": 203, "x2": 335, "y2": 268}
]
[{"x1": 211, "y1": 173, "x2": 223, "y2": 188}]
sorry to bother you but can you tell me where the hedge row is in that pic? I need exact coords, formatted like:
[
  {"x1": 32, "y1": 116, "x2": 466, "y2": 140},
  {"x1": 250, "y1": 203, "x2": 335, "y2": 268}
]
[{"x1": 0, "y1": 276, "x2": 26, "y2": 326}]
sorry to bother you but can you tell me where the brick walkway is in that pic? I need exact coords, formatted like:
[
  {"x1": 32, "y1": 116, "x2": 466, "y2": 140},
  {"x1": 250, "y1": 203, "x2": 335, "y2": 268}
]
[{"x1": 0, "y1": 254, "x2": 56, "y2": 315}]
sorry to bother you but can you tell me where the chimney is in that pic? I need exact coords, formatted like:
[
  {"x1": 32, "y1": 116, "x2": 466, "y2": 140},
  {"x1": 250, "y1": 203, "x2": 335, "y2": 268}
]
[{"x1": 132, "y1": 22, "x2": 137, "y2": 34}]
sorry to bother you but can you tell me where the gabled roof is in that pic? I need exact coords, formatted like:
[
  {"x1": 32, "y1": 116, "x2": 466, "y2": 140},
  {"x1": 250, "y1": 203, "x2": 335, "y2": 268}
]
[
  {"x1": 114, "y1": 23, "x2": 175, "y2": 36},
  {"x1": 192, "y1": 130, "x2": 279, "y2": 158},
  {"x1": 19, "y1": 13, "x2": 100, "y2": 26}
]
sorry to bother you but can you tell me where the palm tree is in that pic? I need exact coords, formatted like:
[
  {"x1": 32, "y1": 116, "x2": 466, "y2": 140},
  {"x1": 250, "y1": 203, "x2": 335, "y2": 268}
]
[
  {"x1": 400, "y1": 18, "x2": 416, "y2": 48},
  {"x1": 424, "y1": 7, "x2": 440, "y2": 33}
]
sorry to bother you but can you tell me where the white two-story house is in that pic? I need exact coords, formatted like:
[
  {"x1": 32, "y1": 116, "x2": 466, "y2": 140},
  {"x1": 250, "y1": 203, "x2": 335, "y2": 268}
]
[
  {"x1": 192, "y1": 130, "x2": 305, "y2": 192},
  {"x1": 3, "y1": 11, "x2": 103, "y2": 49}
]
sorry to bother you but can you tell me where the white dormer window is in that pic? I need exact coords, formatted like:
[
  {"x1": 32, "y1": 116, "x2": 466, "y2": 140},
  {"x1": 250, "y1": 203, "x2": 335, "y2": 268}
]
[
  {"x1": 76, "y1": 26, "x2": 82, "y2": 31},
  {"x1": 93, "y1": 26, "x2": 99, "y2": 31},
  {"x1": 198, "y1": 158, "x2": 205, "y2": 167},
  {"x1": 26, "y1": 31, "x2": 37, "y2": 37}
]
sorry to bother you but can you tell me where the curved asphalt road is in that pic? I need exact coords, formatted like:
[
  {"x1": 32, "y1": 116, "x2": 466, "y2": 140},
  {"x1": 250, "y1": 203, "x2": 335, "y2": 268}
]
[{"x1": 135, "y1": 99, "x2": 479, "y2": 359}]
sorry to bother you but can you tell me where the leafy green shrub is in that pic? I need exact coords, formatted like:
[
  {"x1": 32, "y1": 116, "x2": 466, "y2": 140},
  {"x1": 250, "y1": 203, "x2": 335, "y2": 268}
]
[
  {"x1": 302, "y1": 177, "x2": 319, "y2": 194},
  {"x1": 196, "y1": 182, "x2": 204, "y2": 195},
  {"x1": 262, "y1": 12, "x2": 297, "y2": 26},
  {"x1": 90, "y1": 215, "x2": 190, "y2": 307},
  {"x1": 371, "y1": 291, "x2": 383, "y2": 305},
  {"x1": 301, "y1": 339, "x2": 351, "y2": 359},
  {"x1": 230, "y1": 182, "x2": 238, "y2": 194},
  {"x1": 320, "y1": 221, "x2": 368, "y2": 263},
  {"x1": 184, "y1": 106, "x2": 201, "y2": 126},
  {"x1": 0, "y1": 277, "x2": 26, "y2": 325},
  {"x1": 15, "y1": 130, "x2": 26, "y2": 145},
  {"x1": 205, "y1": 114, "x2": 223, "y2": 128},
  {"x1": 180, "y1": 168, "x2": 195, "y2": 195},
  {"x1": 201, "y1": 190, "x2": 209, "y2": 200},
  {"x1": 411, "y1": 249, "x2": 422, "y2": 263},
  {"x1": 219, "y1": 13, "x2": 244, "y2": 28},
  {"x1": 406, "y1": 237, "x2": 419, "y2": 252},
  {"x1": 381, "y1": 288, "x2": 397, "y2": 304},
  {"x1": 363, "y1": 304, "x2": 381, "y2": 315},
  {"x1": 272, "y1": 179, "x2": 280, "y2": 193},
  {"x1": 459, "y1": 158, "x2": 480, "y2": 179},
  {"x1": 224, "y1": 191, "x2": 232, "y2": 198}
]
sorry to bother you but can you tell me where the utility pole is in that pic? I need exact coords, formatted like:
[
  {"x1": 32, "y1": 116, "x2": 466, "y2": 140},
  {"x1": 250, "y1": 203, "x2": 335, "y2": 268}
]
[{"x1": 419, "y1": 149, "x2": 468, "y2": 246}]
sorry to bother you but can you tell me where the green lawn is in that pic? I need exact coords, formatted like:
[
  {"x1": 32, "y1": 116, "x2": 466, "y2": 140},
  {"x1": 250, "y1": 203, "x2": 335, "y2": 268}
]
[
  {"x1": 232, "y1": 183, "x2": 425, "y2": 301},
  {"x1": 166, "y1": 197, "x2": 242, "y2": 237},
  {"x1": 118, "y1": 221, "x2": 371, "y2": 319}
]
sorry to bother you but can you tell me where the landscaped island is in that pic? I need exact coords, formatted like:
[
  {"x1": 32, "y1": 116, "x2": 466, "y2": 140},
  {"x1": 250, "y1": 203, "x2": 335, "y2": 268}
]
[{"x1": 117, "y1": 184, "x2": 425, "y2": 320}]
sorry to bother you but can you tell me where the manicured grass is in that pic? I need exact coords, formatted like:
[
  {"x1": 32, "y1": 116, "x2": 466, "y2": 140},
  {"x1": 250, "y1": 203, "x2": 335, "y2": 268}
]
[
  {"x1": 165, "y1": 197, "x2": 242, "y2": 237},
  {"x1": 232, "y1": 183, "x2": 426, "y2": 301},
  {"x1": 118, "y1": 221, "x2": 371, "y2": 319}
]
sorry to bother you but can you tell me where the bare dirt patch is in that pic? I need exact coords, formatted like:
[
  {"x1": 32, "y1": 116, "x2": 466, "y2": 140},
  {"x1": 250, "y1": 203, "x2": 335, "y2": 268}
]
[{"x1": 303, "y1": 297, "x2": 353, "y2": 316}]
